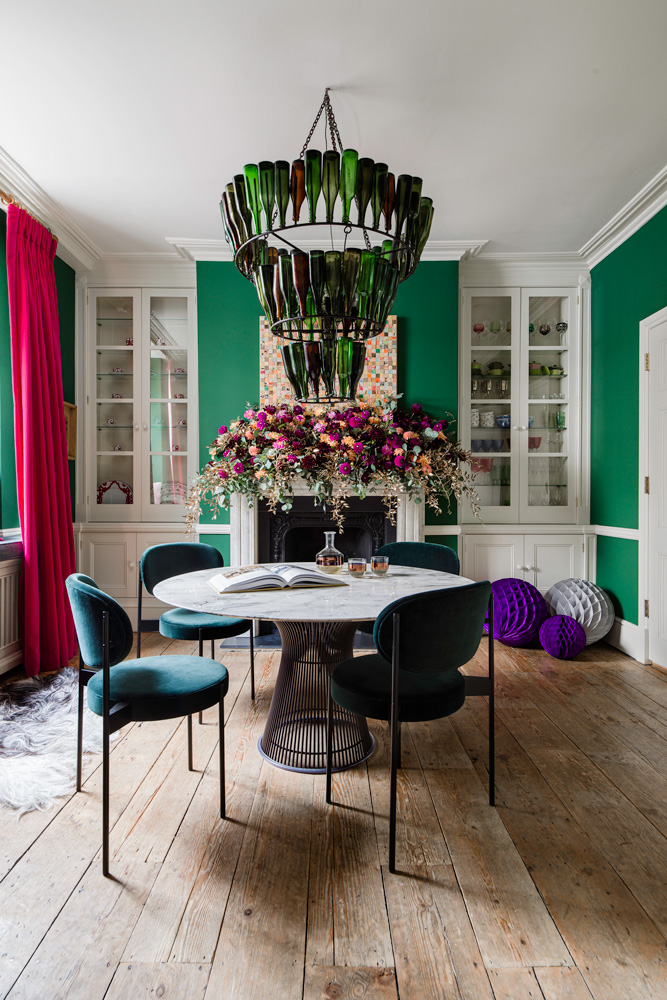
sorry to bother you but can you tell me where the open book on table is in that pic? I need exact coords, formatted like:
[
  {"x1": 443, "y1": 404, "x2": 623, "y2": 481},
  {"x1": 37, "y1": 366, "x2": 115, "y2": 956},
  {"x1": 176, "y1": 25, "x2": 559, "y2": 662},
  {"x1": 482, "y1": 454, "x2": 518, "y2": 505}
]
[{"x1": 209, "y1": 564, "x2": 349, "y2": 594}]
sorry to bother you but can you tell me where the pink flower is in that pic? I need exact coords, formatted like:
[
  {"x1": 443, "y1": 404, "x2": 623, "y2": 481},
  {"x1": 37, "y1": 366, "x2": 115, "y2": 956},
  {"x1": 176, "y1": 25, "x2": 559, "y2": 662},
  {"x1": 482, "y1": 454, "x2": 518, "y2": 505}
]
[
  {"x1": 394, "y1": 455, "x2": 405, "y2": 468},
  {"x1": 218, "y1": 470, "x2": 228, "y2": 479},
  {"x1": 294, "y1": 414, "x2": 305, "y2": 423},
  {"x1": 274, "y1": 439, "x2": 286, "y2": 449},
  {"x1": 339, "y1": 462, "x2": 351, "y2": 475},
  {"x1": 249, "y1": 446, "x2": 259, "y2": 456},
  {"x1": 353, "y1": 441, "x2": 364, "y2": 454},
  {"x1": 233, "y1": 461, "x2": 244, "y2": 474},
  {"x1": 244, "y1": 409, "x2": 255, "y2": 419},
  {"x1": 218, "y1": 425, "x2": 228, "y2": 435}
]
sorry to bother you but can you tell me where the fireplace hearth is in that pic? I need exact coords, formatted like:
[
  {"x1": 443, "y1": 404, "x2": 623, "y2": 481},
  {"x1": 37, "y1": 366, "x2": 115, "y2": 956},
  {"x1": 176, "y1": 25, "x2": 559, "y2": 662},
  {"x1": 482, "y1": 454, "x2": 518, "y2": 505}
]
[{"x1": 257, "y1": 495, "x2": 396, "y2": 564}]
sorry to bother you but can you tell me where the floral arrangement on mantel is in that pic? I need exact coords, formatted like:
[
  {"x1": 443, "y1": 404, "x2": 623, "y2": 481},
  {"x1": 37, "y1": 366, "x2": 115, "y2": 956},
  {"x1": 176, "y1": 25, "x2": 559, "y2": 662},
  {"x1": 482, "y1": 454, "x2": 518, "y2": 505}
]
[{"x1": 187, "y1": 398, "x2": 479, "y2": 532}]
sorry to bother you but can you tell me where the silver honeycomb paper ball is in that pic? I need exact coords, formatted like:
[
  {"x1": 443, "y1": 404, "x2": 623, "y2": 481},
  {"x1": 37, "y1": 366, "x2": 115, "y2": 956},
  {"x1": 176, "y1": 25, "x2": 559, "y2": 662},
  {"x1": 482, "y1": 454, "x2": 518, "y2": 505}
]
[{"x1": 544, "y1": 578, "x2": 615, "y2": 645}]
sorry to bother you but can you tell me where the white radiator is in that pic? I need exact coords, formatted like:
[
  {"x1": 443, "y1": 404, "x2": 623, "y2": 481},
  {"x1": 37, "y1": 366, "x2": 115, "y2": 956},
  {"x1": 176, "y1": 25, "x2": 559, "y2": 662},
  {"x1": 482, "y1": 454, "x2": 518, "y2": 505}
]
[{"x1": 0, "y1": 559, "x2": 22, "y2": 675}]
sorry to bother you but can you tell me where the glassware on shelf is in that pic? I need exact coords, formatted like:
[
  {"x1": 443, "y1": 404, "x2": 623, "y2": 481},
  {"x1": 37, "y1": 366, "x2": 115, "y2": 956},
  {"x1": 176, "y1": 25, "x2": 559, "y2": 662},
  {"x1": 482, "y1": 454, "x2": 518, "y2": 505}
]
[
  {"x1": 555, "y1": 410, "x2": 566, "y2": 430},
  {"x1": 316, "y1": 531, "x2": 344, "y2": 574}
]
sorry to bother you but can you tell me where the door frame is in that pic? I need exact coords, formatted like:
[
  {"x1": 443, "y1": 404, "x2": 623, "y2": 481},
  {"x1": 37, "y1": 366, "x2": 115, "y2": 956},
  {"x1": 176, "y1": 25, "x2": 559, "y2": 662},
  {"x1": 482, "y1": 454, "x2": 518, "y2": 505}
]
[{"x1": 638, "y1": 304, "x2": 667, "y2": 665}]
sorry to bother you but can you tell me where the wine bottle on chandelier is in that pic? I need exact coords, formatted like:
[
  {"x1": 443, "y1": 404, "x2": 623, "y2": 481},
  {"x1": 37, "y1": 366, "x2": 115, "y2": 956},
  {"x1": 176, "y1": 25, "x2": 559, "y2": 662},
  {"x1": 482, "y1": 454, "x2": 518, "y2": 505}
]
[
  {"x1": 275, "y1": 160, "x2": 290, "y2": 229},
  {"x1": 259, "y1": 161, "x2": 276, "y2": 232},
  {"x1": 340, "y1": 149, "x2": 359, "y2": 225},
  {"x1": 290, "y1": 160, "x2": 306, "y2": 224},
  {"x1": 305, "y1": 149, "x2": 322, "y2": 224},
  {"x1": 355, "y1": 157, "x2": 374, "y2": 227},
  {"x1": 243, "y1": 164, "x2": 263, "y2": 235},
  {"x1": 371, "y1": 163, "x2": 388, "y2": 230},
  {"x1": 322, "y1": 150, "x2": 340, "y2": 224}
]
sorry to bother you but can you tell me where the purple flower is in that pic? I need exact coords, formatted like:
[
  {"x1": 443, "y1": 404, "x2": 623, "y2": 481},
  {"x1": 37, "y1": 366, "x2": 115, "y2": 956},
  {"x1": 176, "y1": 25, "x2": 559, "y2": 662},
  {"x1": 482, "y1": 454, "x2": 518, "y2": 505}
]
[
  {"x1": 381, "y1": 443, "x2": 392, "y2": 456},
  {"x1": 265, "y1": 405, "x2": 276, "y2": 415},
  {"x1": 353, "y1": 441, "x2": 364, "y2": 454},
  {"x1": 411, "y1": 403, "x2": 422, "y2": 413},
  {"x1": 302, "y1": 454, "x2": 316, "y2": 470},
  {"x1": 293, "y1": 404, "x2": 303, "y2": 415},
  {"x1": 218, "y1": 470, "x2": 228, "y2": 479},
  {"x1": 339, "y1": 462, "x2": 351, "y2": 475},
  {"x1": 233, "y1": 461, "x2": 244, "y2": 474},
  {"x1": 394, "y1": 455, "x2": 405, "y2": 468},
  {"x1": 218, "y1": 425, "x2": 228, "y2": 435}
]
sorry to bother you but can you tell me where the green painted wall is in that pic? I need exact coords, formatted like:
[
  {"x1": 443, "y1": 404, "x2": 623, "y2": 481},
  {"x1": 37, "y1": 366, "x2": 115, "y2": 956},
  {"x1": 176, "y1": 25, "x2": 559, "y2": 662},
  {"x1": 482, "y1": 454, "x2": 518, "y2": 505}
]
[
  {"x1": 54, "y1": 255, "x2": 77, "y2": 518},
  {"x1": 595, "y1": 535, "x2": 638, "y2": 622},
  {"x1": 0, "y1": 212, "x2": 76, "y2": 531},
  {"x1": 196, "y1": 260, "x2": 460, "y2": 529},
  {"x1": 590, "y1": 201, "x2": 667, "y2": 625}
]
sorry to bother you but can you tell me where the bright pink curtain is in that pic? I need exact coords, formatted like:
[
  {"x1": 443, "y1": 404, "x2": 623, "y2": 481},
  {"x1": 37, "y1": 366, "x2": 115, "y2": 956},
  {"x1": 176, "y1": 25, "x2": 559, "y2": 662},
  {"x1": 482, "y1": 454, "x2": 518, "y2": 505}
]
[{"x1": 6, "y1": 204, "x2": 77, "y2": 676}]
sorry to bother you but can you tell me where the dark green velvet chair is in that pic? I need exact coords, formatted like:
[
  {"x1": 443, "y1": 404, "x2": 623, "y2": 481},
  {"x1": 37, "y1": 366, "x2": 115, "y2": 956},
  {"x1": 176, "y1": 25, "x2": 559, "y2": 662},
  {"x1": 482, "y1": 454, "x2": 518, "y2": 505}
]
[
  {"x1": 327, "y1": 581, "x2": 494, "y2": 873},
  {"x1": 67, "y1": 573, "x2": 228, "y2": 878},
  {"x1": 358, "y1": 541, "x2": 459, "y2": 636},
  {"x1": 138, "y1": 543, "x2": 255, "y2": 708}
]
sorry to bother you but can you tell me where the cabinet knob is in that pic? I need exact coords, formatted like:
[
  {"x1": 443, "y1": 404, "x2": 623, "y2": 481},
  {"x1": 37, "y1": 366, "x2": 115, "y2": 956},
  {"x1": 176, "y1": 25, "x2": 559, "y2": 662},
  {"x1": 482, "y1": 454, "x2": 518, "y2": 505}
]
[
  {"x1": 524, "y1": 564, "x2": 533, "y2": 571},
  {"x1": 129, "y1": 561, "x2": 136, "y2": 569},
  {"x1": 521, "y1": 425, "x2": 528, "y2": 431},
  {"x1": 134, "y1": 423, "x2": 140, "y2": 431},
  {"x1": 143, "y1": 422, "x2": 148, "y2": 431}
]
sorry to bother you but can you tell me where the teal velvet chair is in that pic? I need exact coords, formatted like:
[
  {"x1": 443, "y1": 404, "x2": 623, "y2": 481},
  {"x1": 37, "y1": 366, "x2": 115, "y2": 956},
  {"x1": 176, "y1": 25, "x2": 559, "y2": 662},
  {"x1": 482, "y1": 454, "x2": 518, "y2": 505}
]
[
  {"x1": 327, "y1": 581, "x2": 494, "y2": 873},
  {"x1": 358, "y1": 541, "x2": 459, "y2": 636},
  {"x1": 67, "y1": 573, "x2": 229, "y2": 878},
  {"x1": 138, "y1": 543, "x2": 255, "y2": 708}
]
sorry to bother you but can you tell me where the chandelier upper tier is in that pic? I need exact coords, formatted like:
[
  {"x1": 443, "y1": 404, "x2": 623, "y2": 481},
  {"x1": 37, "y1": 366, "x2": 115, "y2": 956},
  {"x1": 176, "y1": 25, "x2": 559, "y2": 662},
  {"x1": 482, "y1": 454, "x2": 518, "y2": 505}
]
[{"x1": 219, "y1": 89, "x2": 435, "y2": 402}]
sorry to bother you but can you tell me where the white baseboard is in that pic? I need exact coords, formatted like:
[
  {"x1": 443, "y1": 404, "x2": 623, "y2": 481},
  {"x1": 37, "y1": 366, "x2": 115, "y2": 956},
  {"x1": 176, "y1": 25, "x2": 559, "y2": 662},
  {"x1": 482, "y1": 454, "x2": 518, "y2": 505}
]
[{"x1": 605, "y1": 616, "x2": 649, "y2": 664}]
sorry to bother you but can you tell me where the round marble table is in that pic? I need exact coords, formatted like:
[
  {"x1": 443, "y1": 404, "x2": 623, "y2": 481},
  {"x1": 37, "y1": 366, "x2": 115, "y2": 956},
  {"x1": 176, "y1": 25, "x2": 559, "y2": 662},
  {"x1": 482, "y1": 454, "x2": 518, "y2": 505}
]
[{"x1": 154, "y1": 563, "x2": 472, "y2": 774}]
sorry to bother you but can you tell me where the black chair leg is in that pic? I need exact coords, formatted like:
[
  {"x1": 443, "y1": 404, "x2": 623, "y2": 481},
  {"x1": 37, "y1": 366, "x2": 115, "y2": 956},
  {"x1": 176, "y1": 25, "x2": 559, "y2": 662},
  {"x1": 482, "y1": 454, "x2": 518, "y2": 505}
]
[
  {"x1": 325, "y1": 690, "x2": 334, "y2": 804},
  {"x1": 249, "y1": 625, "x2": 255, "y2": 700},
  {"x1": 488, "y1": 595, "x2": 495, "y2": 807},
  {"x1": 76, "y1": 670, "x2": 84, "y2": 792},
  {"x1": 187, "y1": 715, "x2": 193, "y2": 771},
  {"x1": 102, "y1": 705, "x2": 110, "y2": 878},
  {"x1": 198, "y1": 631, "x2": 204, "y2": 724},
  {"x1": 219, "y1": 691, "x2": 226, "y2": 819},
  {"x1": 389, "y1": 712, "x2": 399, "y2": 874}
]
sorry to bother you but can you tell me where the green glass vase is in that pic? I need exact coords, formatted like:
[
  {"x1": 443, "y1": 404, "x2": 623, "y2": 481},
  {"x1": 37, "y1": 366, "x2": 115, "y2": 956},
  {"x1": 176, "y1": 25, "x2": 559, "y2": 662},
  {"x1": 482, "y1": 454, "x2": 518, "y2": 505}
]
[
  {"x1": 259, "y1": 161, "x2": 276, "y2": 232},
  {"x1": 305, "y1": 149, "x2": 322, "y2": 224},
  {"x1": 309, "y1": 250, "x2": 326, "y2": 316},
  {"x1": 322, "y1": 150, "x2": 340, "y2": 224},
  {"x1": 355, "y1": 157, "x2": 374, "y2": 227},
  {"x1": 383, "y1": 172, "x2": 395, "y2": 232},
  {"x1": 340, "y1": 149, "x2": 359, "y2": 225},
  {"x1": 275, "y1": 160, "x2": 290, "y2": 229},
  {"x1": 234, "y1": 174, "x2": 253, "y2": 240},
  {"x1": 371, "y1": 163, "x2": 388, "y2": 230},
  {"x1": 243, "y1": 163, "x2": 262, "y2": 235}
]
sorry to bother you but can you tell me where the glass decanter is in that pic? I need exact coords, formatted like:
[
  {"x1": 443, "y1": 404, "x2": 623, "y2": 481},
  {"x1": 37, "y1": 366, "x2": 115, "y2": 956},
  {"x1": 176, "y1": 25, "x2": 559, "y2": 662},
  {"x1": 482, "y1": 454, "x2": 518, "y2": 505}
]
[{"x1": 316, "y1": 531, "x2": 344, "y2": 574}]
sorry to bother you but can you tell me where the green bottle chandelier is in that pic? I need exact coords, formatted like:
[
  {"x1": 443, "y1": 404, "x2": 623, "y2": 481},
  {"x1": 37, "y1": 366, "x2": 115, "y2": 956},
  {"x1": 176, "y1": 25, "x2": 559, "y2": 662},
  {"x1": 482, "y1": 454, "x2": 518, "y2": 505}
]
[{"x1": 220, "y1": 89, "x2": 434, "y2": 403}]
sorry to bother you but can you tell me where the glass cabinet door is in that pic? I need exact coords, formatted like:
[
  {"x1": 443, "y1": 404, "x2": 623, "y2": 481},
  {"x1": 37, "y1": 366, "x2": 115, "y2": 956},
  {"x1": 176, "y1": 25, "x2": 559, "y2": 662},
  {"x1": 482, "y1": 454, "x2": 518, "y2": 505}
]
[
  {"x1": 462, "y1": 289, "x2": 520, "y2": 522},
  {"x1": 141, "y1": 292, "x2": 196, "y2": 521},
  {"x1": 92, "y1": 292, "x2": 141, "y2": 519},
  {"x1": 520, "y1": 290, "x2": 577, "y2": 523}
]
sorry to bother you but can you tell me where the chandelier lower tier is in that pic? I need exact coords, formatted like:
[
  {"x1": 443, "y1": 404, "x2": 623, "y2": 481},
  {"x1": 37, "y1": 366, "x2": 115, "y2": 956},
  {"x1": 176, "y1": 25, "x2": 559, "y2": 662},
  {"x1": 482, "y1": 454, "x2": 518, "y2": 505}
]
[{"x1": 219, "y1": 89, "x2": 434, "y2": 403}]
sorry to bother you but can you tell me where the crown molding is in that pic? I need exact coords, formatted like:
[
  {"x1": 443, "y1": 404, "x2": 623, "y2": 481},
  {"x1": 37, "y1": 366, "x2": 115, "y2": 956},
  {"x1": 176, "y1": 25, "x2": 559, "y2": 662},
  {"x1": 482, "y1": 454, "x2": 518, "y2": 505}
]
[
  {"x1": 86, "y1": 253, "x2": 195, "y2": 288},
  {"x1": 0, "y1": 145, "x2": 102, "y2": 273},
  {"x1": 579, "y1": 163, "x2": 667, "y2": 268},
  {"x1": 165, "y1": 237, "x2": 488, "y2": 263},
  {"x1": 460, "y1": 251, "x2": 589, "y2": 287}
]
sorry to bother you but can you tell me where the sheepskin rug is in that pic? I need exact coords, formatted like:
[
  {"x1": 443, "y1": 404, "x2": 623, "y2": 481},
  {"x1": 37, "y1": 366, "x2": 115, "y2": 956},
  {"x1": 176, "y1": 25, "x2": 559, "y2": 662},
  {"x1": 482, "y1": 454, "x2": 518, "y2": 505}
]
[{"x1": 0, "y1": 667, "x2": 105, "y2": 815}]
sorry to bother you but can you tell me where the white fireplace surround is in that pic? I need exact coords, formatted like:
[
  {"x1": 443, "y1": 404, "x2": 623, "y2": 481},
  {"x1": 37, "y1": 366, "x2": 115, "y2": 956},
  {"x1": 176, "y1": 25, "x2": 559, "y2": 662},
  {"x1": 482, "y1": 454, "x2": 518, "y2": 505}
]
[{"x1": 229, "y1": 483, "x2": 425, "y2": 566}]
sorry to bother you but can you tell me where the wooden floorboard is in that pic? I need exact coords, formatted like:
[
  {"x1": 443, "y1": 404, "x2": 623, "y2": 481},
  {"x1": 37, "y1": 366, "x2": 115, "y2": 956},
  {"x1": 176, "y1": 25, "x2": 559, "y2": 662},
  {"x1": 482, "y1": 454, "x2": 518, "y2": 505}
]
[{"x1": 1, "y1": 639, "x2": 666, "y2": 999}]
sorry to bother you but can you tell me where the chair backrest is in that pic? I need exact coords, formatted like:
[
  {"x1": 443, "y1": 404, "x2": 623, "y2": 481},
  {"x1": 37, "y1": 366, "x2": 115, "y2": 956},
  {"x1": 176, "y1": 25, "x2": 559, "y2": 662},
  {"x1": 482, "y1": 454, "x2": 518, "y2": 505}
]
[
  {"x1": 373, "y1": 581, "x2": 491, "y2": 674},
  {"x1": 66, "y1": 573, "x2": 134, "y2": 669},
  {"x1": 376, "y1": 540, "x2": 459, "y2": 575},
  {"x1": 140, "y1": 542, "x2": 225, "y2": 596}
]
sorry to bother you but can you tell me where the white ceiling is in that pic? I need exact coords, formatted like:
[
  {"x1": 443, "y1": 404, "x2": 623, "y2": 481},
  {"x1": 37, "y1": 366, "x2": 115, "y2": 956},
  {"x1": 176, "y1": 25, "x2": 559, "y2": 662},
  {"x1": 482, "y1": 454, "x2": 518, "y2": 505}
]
[{"x1": 2, "y1": 0, "x2": 667, "y2": 257}]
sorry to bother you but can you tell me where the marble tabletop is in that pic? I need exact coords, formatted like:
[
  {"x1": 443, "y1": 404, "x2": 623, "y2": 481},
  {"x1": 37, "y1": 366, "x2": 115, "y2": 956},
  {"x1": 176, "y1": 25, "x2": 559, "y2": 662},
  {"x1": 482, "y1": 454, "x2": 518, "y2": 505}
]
[{"x1": 153, "y1": 562, "x2": 474, "y2": 623}]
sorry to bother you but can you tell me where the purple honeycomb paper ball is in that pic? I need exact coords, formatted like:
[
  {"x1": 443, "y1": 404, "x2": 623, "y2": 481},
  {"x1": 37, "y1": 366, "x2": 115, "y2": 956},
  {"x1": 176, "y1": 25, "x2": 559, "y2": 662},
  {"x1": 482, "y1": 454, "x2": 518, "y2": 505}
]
[
  {"x1": 539, "y1": 615, "x2": 586, "y2": 659},
  {"x1": 485, "y1": 578, "x2": 548, "y2": 647}
]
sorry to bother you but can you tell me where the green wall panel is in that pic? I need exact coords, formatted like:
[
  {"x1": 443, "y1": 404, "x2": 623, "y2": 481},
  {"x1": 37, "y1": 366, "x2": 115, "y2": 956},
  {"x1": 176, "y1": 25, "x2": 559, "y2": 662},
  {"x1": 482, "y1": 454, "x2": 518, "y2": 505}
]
[
  {"x1": 595, "y1": 535, "x2": 638, "y2": 624},
  {"x1": 591, "y1": 203, "x2": 667, "y2": 528},
  {"x1": 198, "y1": 532, "x2": 231, "y2": 565},
  {"x1": 590, "y1": 201, "x2": 667, "y2": 625},
  {"x1": 196, "y1": 260, "x2": 460, "y2": 527}
]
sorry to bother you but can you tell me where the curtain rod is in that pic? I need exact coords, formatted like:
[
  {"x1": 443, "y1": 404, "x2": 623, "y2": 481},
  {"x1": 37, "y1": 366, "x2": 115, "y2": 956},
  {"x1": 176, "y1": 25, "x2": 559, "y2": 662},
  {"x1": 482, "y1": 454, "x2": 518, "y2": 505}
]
[{"x1": 0, "y1": 189, "x2": 58, "y2": 242}]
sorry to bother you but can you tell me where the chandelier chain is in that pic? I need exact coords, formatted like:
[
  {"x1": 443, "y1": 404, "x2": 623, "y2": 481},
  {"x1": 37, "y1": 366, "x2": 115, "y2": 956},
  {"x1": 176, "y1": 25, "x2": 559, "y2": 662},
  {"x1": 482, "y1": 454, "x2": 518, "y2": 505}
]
[{"x1": 300, "y1": 88, "x2": 344, "y2": 159}]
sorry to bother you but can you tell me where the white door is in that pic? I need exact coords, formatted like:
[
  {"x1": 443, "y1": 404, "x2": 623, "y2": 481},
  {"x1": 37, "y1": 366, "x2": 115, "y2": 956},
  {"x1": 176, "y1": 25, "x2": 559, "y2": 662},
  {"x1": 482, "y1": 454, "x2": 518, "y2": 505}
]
[
  {"x1": 523, "y1": 534, "x2": 582, "y2": 593},
  {"x1": 647, "y1": 312, "x2": 667, "y2": 668},
  {"x1": 463, "y1": 535, "x2": 524, "y2": 582}
]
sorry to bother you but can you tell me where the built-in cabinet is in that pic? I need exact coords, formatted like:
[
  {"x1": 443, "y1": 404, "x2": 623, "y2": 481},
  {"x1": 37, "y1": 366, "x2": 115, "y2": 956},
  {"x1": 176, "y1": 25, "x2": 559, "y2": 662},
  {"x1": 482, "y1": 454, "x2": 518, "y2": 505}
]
[
  {"x1": 87, "y1": 288, "x2": 197, "y2": 522},
  {"x1": 78, "y1": 282, "x2": 198, "y2": 626},
  {"x1": 458, "y1": 276, "x2": 589, "y2": 591}
]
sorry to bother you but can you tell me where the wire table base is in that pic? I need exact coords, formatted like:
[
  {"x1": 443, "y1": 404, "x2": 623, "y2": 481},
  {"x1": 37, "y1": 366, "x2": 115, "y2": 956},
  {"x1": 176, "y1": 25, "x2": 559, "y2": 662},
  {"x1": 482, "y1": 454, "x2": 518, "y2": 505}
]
[{"x1": 258, "y1": 619, "x2": 375, "y2": 773}]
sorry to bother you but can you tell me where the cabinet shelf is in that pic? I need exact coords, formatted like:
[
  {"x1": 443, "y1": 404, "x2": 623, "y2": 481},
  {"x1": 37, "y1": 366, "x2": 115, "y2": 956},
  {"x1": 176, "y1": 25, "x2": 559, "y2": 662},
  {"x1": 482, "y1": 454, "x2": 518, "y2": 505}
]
[{"x1": 97, "y1": 318, "x2": 133, "y2": 325}]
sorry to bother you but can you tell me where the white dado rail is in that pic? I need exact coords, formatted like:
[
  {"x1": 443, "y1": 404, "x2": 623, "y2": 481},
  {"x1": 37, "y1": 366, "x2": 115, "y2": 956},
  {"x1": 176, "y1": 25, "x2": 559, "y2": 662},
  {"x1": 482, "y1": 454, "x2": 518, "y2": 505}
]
[{"x1": 229, "y1": 483, "x2": 425, "y2": 566}]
